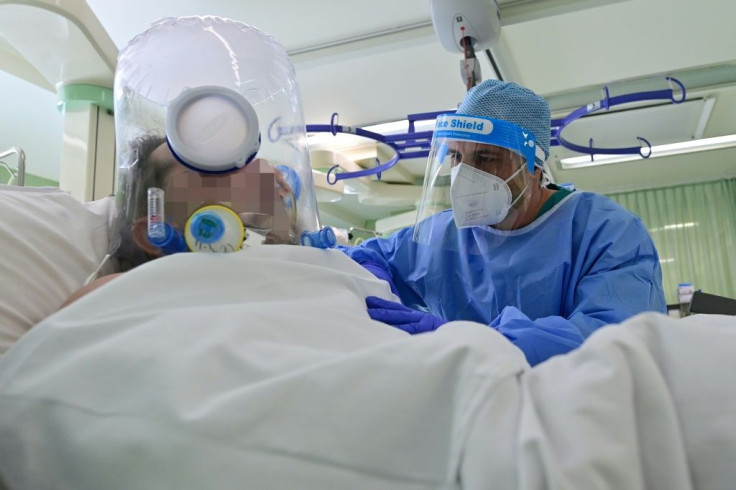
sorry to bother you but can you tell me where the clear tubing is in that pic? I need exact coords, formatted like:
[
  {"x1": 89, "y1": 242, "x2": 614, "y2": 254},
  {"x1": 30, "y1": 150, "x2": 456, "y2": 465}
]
[{"x1": 147, "y1": 187, "x2": 166, "y2": 239}]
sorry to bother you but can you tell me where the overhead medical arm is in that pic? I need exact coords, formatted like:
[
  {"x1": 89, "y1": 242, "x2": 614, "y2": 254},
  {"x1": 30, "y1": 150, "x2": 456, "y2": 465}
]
[{"x1": 0, "y1": 0, "x2": 117, "y2": 200}]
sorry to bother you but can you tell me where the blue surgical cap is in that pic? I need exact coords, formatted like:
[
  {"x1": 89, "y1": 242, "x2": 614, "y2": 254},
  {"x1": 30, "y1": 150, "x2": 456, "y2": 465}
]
[{"x1": 457, "y1": 79, "x2": 551, "y2": 165}]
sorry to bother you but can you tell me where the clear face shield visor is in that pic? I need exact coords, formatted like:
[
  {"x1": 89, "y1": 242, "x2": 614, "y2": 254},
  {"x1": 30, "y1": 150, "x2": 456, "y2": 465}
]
[{"x1": 413, "y1": 114, "x2": 544, "y2": 247}]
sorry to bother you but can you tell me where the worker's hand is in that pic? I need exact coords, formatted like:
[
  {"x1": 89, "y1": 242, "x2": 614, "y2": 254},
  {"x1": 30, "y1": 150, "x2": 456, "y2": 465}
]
[{"x1": 366, "y1": 296, "x2": 446, "y2": 334}]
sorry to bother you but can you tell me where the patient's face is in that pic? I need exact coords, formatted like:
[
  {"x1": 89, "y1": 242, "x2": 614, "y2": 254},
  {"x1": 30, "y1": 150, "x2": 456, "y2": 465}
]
[{"x1": 147, "y1": 144, "x2": 294, "y2": 244}]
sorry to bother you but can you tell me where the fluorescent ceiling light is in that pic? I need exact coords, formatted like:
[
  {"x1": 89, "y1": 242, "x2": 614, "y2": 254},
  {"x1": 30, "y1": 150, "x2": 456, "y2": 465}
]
[
  {"x1": 650, "y1": 222, "x2": 698, "y2": 232},
  {"x1": 306, "y1": 132, "x2": 368, "y2": 150},
  {"x1": 559, "y1": 133, "x2": 736, "y2": 169},
  {"x1": 363, "y1": 119, "x2": 437, "y2": 135}
]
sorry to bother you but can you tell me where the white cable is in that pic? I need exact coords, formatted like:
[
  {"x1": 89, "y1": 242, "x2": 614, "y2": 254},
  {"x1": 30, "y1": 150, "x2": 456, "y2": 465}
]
[{"x1": 83, "y1": 254, "x2": 111, "y2": 286}]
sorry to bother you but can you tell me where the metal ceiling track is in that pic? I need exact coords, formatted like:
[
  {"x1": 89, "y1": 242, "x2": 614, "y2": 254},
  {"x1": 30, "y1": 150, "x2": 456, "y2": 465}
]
[
  {"x1": 546, "y1": 63, "x2": 736, "y2": 114},
  {"x1": 288, "y1": 0, "x2": 628, "y2": 59}
]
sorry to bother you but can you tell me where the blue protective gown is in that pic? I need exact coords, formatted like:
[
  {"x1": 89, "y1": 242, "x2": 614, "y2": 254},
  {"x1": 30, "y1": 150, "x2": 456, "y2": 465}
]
[{"x1": 343, "y1": 191, "x2": 666, "y2": 366}]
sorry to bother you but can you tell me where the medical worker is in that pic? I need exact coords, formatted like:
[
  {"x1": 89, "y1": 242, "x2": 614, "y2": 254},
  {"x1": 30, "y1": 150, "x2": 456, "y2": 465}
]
[{"x1": 343, "y1": 79, "x2": 666, "y2": 366}]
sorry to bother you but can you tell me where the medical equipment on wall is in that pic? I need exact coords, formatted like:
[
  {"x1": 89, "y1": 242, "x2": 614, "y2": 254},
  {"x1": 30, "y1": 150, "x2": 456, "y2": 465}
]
[
  {"x1": 688, "y1": 290, "x2": 736, "y2": 316},
  {"x1": 112, "y1": 16, "x2": 335, "y2": 260},
  {"x1": 350, "y1": 226, "x2": 382, "y2": 241},
  {"x1": 429, "y1": 0, "x2": 502, "y2": 90},
  {"x1": 0, "y1": 147, "x2": 25, "y2": 186}
]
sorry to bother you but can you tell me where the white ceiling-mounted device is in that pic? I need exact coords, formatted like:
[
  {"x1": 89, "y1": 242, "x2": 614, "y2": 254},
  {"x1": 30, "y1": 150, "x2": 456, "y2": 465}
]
[
  {"x1": 430, "y1": 0, "x2": 502, "y2": 89},
  {"x1": 430, "y1": 0, "x2": 501, "y2": 53}
]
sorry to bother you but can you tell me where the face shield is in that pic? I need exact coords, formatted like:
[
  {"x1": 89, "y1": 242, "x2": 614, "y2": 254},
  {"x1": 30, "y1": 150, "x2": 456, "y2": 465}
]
[
  {"x1": 111, "y1": 16, "x2": 327, "y2": 271},
  {"x1": 413, "y1": 114, "x2": 544, "y2": 247}
]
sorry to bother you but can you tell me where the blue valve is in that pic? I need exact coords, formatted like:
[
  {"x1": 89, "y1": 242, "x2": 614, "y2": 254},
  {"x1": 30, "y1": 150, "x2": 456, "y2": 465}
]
[
  {"x1": 147, "y1": 222, "x2": 188, "y2": 255},
  {"x1": 301, "y1": 226, "x2": 337, "y2": 249}
]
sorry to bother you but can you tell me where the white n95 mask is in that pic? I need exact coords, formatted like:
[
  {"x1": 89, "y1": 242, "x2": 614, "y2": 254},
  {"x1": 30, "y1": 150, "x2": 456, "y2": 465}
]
[{"x1": 450, "y1": 163, "x2": 525, "y2": 227}]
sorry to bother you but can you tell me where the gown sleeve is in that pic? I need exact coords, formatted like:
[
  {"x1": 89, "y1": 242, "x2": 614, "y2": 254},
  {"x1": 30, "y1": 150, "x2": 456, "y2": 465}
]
[{"x1": 492, "y1": 211, "x2": 666, "y2": 366}]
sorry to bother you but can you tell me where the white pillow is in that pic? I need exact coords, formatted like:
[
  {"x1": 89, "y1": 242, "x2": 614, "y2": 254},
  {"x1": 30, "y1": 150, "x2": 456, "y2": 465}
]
[{"x1": 0, "y1": 185, "x2": 112, "y2": 355}]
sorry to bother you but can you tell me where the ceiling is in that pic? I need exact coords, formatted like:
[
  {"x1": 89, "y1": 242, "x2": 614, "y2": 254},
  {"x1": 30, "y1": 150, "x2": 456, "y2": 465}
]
[{"x1": 1, "y1": 0, "x2": 736, "y2": 231}]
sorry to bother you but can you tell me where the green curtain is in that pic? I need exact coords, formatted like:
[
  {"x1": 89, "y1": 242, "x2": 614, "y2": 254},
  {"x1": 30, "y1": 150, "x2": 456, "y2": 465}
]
[{"x1": 607, "y1": 178, "x2": 736, "y2": 305}]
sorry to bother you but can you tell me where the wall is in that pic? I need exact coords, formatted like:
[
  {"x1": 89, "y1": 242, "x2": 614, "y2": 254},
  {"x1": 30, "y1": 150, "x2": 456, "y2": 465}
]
[{"x1": 0, "y1": 70, "x2": 63, "y2": 184}]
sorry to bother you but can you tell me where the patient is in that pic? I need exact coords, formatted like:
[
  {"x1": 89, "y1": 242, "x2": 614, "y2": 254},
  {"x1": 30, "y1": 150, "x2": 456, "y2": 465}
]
[
  {"x1": 115, "y1": 136, "x2": 299, "y2": 269},
  {"x1": 62, "y1": 135, "x2": 301, "y2": 308},
  {"x1": 54, "y1": 11, "x2": 336, "y2": 310}
]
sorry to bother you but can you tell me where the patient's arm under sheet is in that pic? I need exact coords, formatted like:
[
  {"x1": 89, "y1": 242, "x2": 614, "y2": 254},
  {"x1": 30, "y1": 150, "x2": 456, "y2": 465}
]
[{"x1": 0, "y1": 247, "x2": 528, "y2": 490}]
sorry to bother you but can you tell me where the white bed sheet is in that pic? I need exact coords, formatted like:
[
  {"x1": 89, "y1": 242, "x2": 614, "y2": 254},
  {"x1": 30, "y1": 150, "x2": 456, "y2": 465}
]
[
  {"x1": 0, "y1": 246, "x2": 734, "y2": 490},
  {"x1": 461, "y1": 312, "x2": 736, "y2": 490},
  {"x1": 0, "y1": 186, "x2": 113, "y2": 355}
]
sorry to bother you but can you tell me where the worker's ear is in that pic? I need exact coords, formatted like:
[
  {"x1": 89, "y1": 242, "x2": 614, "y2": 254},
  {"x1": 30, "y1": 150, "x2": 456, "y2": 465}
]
[
  {"x1": 132, "y1": 217, "x2": 164, "y2": 257},
  {"x1": 532, "y1": 165, "x2": 545, "y2": 185}
]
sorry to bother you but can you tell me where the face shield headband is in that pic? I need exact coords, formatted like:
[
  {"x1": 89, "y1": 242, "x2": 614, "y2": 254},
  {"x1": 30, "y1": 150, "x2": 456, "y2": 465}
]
[{"x1": 433, "y1": 114, "x2": 542, "y2": 173}]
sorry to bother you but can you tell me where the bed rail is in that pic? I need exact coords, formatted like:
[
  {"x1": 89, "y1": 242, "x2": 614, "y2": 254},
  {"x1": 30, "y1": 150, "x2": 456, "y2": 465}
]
[{"x1": 0, "y1": 147, "x2": 26, "y2": 186}]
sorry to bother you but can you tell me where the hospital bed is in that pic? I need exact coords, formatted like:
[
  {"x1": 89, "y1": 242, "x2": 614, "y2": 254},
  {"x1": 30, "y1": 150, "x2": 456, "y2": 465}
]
[
  {"x1": 0, "y1": 185, "x2": 735, "y2": 490},
  {"x1": 0, "y1": 147, "x2": 24, "y2": 186}
]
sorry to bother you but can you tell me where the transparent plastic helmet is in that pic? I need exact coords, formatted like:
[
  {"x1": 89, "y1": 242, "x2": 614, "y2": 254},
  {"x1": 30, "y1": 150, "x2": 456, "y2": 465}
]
[{"x1": 111, "y1": 16, "x2": 332, "y2": 272}]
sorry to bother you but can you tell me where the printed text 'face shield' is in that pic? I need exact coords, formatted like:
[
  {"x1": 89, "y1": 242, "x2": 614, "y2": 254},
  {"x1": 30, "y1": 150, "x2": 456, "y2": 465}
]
[{"x1": 413, "y1": 114, "x2": 542, "y2": 249}]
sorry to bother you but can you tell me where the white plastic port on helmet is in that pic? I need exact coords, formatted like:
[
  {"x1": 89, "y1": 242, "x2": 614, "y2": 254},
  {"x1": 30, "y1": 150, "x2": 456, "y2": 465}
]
[{"x1": 166, "y1": 86, "x2": 261, "y2": 173}]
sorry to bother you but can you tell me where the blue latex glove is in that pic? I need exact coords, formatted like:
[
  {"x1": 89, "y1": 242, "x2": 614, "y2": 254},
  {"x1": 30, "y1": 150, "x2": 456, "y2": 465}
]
[{"x1": 366, "y1": 296, "x2": 446, "y2": 334}]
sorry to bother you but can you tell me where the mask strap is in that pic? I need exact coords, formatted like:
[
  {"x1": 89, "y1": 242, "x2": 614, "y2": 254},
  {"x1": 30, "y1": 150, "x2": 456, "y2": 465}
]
[
  {"x1": 509, "y1": 180, "x2": 529, "y2": 209},
  {"x1": 506, "y1": 163, "x2": 530, "y2": 209},
  {"x1": 503, "y1": 164, "x2": 526, "y2": 185}
]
